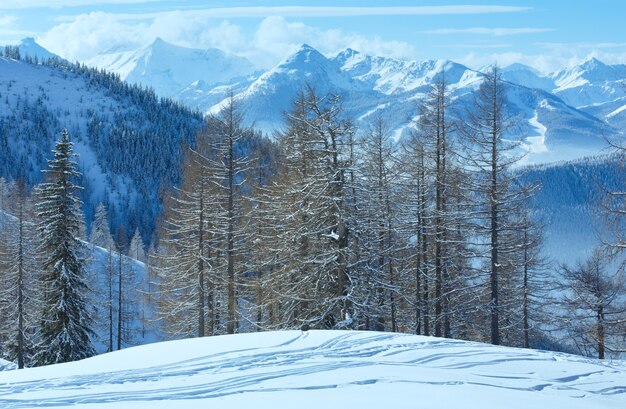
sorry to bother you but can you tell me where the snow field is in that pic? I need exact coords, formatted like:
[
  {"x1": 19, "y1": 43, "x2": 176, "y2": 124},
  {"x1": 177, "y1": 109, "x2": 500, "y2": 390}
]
[{"x1": 0, "y1": 330, "x2": 624, "y2": 408}]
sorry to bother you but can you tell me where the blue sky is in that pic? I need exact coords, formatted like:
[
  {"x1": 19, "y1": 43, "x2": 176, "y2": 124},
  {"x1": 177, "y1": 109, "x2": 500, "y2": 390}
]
[{"x1": 1, "y1": 0, "x2": 625, "y2": 72}]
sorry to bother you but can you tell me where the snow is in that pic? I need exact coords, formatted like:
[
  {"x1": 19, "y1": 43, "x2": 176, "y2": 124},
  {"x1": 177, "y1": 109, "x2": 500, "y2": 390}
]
[
  {"x1": 0, "y1": 358, "x2": 16, "y2": 371},
  {"x1": 0, "y1": 330, "x2": 624, "y2": 408},
  {"x1": 606, "y1": 103, "x2": 626, "y2": 118},
  {"x1": 524, "y1": 110, "x2": 549, "y2": 153}
]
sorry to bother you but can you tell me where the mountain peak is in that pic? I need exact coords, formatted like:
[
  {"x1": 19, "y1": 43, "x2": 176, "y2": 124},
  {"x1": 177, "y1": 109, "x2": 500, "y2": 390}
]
[
  {"x1": 280, "y1": 43, "x2": 328, "y2": 67},
  {"x1": 579, "y1": 56, "x2": 607, "y2": 71},
  {"x1": 149, "y1": 37, "x2": 172, "y2": 49},
  {"x1": 16, "y1": 37, "x2": 58, "y2": 61},
  {"x1": 334, "y1": 47, "x2": 362, "y2": 64},
  {"x1": 19, "y1": 37, "x2": 37, "y2": 46},
  {"x1": 503, "y1": 62, "x2": 540, "y2": 74},
  {"x1": 296, "y1": 43, "x2": 316, "y2": 52}
]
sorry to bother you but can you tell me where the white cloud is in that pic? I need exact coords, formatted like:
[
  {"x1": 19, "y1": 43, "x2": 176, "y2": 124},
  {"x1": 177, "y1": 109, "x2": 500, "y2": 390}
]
[
  {"x1": 426, "y1": 27, "x2": 553, "y2": 36},
  {"x1": 39, "y1": 12, "x2": 150, "y2": 60},
  {"x1": 38, "y1": 12, "x2": 416, "y2": 67},
  {"x1": 175, "y1": 5, "x2": 531, "y2": 18},
  {"x1": 248, "y1": 16, "x2": 415, "y2": 67},
  {"x1": 49, "y1": 5, "x2": 531, "y2": 19}
]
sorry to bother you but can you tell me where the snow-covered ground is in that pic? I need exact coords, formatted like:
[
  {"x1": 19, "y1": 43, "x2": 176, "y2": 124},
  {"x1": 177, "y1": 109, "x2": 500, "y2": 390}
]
[
  {"x1": 0, "y1": 330, "x2": 624, "y2": 408},
  {"x1": 0, "y1": 358, "x2": 16, "y2": 371}
]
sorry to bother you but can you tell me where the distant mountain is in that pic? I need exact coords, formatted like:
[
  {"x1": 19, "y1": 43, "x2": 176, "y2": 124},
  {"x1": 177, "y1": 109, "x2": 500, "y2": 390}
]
[
  {"x1": 86, "y1": 38, "x2": 258, "y2": 99},
  {"x1": 548, "y1": 58, "x2": 626, "y2": 127},
  {"x1": 501, "y1": 63, "x2": 555, "y2": 91},
  {"x1": 82, "y1": 40, "x2": 624, "y2": 164},
  {"x1": 522, "y1": 153, "x2": 623, "y2": 263}
]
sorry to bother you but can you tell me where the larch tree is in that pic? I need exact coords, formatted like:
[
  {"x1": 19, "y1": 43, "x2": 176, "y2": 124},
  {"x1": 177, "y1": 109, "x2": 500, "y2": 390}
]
[
  {"x1": 398, "y1": 130, "x2": 432, "y2": 336},
  {"x1": 516, "y1": 211, "x2": 550, "y2": 349},
  {"x1": 355, "y1": 113, "x2": 400, "y2": 331},
  {"x1": 210, "y1": 94, "x2": 252, "y2": 334},
  {"x1": 0, "y1": 179, "x2": 39, "y2": 368},
  {"x1": 460, "y1": 66, "x2": 532, "y2": 345},
  {"x1": 274, "y1": 87, "x2": 355, "y2": 329},
  {"x1": 153, "y1": 144, "x2": 217, "y2": 338},
  {"x1": 415, "y1": 73, "x2": 466, "y2": 338},
  {"x1": 32, "y1": 129, "x2": 94, "y2": 366},
  {"x1": 129, "y1": 229, "x2": 146, "y2": 263},
  {"x1": 90, "y1": 202, "x2": 115, "y2": 352},
  {"x1": 555, "y1": 249, "x2": 626, "y2": 359}
]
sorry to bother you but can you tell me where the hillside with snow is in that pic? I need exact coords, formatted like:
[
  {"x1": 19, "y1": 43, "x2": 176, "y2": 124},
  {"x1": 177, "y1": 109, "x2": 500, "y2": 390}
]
[{"x1": 0, "y1": 330, "x2": 624, "y2": 408}]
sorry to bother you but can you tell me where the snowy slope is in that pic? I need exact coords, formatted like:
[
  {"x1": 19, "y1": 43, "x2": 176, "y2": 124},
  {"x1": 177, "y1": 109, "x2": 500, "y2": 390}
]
[
  {"x1": 0, "y1": 56, "x2": 118, "y2": 195},
  {"x1": 0, "y1": 330, "x2": 624, "y2": 408},
  {"x1": 87, "y1": 38, "x2": 257, "y2": 99}
]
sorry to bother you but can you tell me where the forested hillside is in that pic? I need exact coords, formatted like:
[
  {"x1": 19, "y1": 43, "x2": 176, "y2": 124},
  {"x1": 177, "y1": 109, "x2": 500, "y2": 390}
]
[{"x1": 0, "y1": 49, "x2": 204, "y2": 242}]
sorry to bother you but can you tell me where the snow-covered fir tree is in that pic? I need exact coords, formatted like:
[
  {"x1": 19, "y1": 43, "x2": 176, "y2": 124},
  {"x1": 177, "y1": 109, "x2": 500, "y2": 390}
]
[{"x1": 32, "y1": 129, "x2": 95, "y2": 366}]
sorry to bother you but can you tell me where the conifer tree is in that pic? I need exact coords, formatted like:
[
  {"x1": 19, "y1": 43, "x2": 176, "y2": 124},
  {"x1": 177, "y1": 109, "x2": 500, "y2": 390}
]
[{"x1": 32, "y1": 129, "x2": 94, "y2": 365}]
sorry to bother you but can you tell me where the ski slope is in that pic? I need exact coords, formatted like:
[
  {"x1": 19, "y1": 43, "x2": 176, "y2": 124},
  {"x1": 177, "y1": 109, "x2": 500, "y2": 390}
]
[{"x1": 0, "y1": 330, "x2": 624, "y2": 408}]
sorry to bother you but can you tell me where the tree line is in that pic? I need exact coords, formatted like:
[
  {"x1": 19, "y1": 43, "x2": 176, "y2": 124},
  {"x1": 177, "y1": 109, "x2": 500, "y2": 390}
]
[
  {"x1": 0, "y1": 66, "x2": 623, "y2": 369},
  {"x1": 151, "y1": 68, "x2": 625, "y2": 358}
]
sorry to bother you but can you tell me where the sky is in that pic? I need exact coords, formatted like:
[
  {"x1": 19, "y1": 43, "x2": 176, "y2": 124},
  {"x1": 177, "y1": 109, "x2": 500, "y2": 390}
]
[{"x1": 1, "y1": 0, "x2": 625, "y2": 72}]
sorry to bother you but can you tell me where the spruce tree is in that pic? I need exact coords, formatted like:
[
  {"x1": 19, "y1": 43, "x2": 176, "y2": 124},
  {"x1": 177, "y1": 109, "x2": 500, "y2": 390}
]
[{"x1": 32, "y1": 129, "x2": 94, "y2": 365}]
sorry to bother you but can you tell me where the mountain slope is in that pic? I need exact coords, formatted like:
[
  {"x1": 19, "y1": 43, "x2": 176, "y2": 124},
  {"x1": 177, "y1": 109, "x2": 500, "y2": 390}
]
[
  {"x1": 87, "y1": 38, "x2": 257, "y2": 99},
  {"x1": 0, "y1": 330, "x2": 623, "y2": 408},
  {"x1": 521, "y1": 153, "x2": 624, "y2": 263}
]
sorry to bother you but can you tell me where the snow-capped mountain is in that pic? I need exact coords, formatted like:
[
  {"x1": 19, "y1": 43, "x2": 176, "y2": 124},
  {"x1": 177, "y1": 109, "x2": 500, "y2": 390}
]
[
  {"x1": 501, "y1": 63, "x2": 556, "y2": 91},
  {"x1": 502, "y1": 58, "x2": 626, "y2": 129},
  {"x1": 86, "y1": 37, "x2": 258, "y2": 99},
  {"x1": 550, "y1": 57, "x2": 626, "y2": 124}
]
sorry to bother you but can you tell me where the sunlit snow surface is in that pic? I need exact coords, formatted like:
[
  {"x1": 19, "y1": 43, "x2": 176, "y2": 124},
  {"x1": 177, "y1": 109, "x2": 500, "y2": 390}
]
[{"x1": 0, "y1": 331, "x2": 624, "y2": 408}]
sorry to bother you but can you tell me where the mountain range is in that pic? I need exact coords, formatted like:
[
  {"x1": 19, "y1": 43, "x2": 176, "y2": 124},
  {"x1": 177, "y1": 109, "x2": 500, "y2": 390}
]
[{"x1": 72, "y1": 38, "x2": 623, "y2": 164}]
